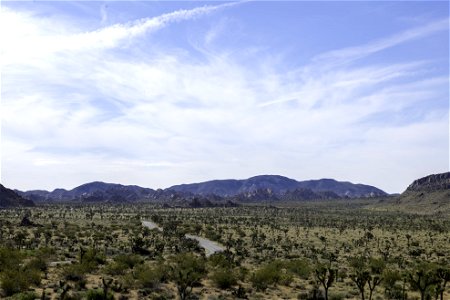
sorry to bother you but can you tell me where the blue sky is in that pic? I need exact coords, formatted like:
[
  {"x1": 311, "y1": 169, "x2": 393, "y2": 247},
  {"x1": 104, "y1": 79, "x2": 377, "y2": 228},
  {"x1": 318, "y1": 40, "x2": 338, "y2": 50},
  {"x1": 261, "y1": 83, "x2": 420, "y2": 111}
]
[{"x1": 1, "y1": 1, "x2": 448, "y2": 193}]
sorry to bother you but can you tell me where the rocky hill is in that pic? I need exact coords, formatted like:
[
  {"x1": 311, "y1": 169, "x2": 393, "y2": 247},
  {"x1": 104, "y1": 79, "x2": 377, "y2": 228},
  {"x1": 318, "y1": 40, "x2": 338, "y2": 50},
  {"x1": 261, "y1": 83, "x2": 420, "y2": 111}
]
[
  {"x1": 18, "y1": 182, "x2": 156, "y2": 203},
  {"x1": 169, "y1": 175, "x2": 387, "y2": 198},
  {"x1": 372, "y1": 172, "x2": 450, "y2": 215},
  {"x1": 405, "y1": 172, "x2": 450, "y2": 192},
  {"x1": 0, "y1": 184, "x2": 35, "y2": 207}
]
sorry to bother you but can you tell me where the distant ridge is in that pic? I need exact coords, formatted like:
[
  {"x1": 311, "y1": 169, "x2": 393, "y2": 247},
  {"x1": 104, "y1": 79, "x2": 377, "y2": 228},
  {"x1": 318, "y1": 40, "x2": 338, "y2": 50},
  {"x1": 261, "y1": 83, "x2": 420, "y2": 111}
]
[
  {"x1": 17, "y1": 182, "x2": 155, "y2": 202},
  {"x1": 18, "y1": 174, "x2": 387, "y2": 203},
  {"x1": 168, "y1": 175, "x2": 387, "y2": 198}
]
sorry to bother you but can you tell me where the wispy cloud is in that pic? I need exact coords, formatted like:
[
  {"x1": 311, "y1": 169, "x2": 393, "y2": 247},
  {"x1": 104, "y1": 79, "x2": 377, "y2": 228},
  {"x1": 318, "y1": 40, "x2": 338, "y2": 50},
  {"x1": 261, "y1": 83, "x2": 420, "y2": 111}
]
[
  {"x1": 1, "y1": 2, "x2": 238, "y2": 65},
  {"x1": 313, "y1": 18, "x2": 449, "y2": 66},
  {"x1": 100, "y1": 4, "x2": 108, "y2": 25},
  {"x1": 1, "y1": 2, "x2": 448, "y2": 193}
]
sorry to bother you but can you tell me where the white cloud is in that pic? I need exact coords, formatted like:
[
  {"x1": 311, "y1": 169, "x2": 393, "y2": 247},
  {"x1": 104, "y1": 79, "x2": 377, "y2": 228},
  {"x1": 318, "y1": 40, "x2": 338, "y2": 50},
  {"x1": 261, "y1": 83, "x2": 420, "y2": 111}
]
[
  {"x1": 1, "y1": 3, "x2": 448, "y2": 193},
  {"x1": 1, "y1": 2, "x2": 238, "y2": 66}
]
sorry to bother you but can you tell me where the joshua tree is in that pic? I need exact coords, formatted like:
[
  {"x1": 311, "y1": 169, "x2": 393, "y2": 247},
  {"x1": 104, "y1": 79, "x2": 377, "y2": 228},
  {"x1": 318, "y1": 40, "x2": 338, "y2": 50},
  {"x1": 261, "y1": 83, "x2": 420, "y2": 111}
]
[
  {"x1": 408, "y1": 262, "x2": 439, "y2": 300},
  {"x1": 350, "y1": 256, "x2": 370, "y2": 300},
  {"x1": 315, "y1": 264, "x2": 336, "y2": 300},
  {"x1": 102, "y1": 277, "x2": 113, "y2": 299},
  {"x1": 435, "y1": 266, "x2": 450, "y2": 300},
  {"x1": 367, "y1": 258, "x2": 385, "y2": 300},
  {"x1": 169, "y1": 253, "x2": 207, "y2": 300}
]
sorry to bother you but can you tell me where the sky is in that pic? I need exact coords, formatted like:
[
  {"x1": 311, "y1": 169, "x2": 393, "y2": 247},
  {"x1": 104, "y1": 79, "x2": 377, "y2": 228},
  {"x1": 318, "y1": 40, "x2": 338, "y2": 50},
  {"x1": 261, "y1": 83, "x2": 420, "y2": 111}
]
[{"x1": 1, "y1": 1, "x2": 448, "y2": 193}]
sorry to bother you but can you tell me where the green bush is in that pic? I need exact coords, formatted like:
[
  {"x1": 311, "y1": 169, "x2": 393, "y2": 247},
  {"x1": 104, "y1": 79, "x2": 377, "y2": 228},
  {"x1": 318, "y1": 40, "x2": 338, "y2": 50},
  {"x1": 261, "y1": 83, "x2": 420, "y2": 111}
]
[
  {"x1": 135, "y1": 261, "x2": 170, "y2": 289},
  {"x1": 11, "y1": 291, "x2": 38, "y2": 300},
  {"x1": 250, "y1": 263, "x2": 282, "y2": 291},
  {"x1": 26, "y1": 257, "x2": 48, "y2": 272},
  {"x1": 63, "y1": 264, "x2": 87, "y2": 282},
  {"x1": 0, "y1": 270, "x2": 30, "y2": 296},
  {"x1": 211, "y1": 268, "x2": 237, "y2": 289},
  {"x1": 208, "y1": 252, "x2": 232, "y2": 268},
  {"x1": 136, "y1": 267, "x2": 162, "y2": 289},
  {"x1": 114, "y1": 254, "x2": 141, "y2": 269},
  {"x1": 105, "y1": 261, "x2": 128, "y2": 276},
  {"x1": 169, "y1": 253, "x2": 207, "y2": 300},
  {"x1": 23, "y1": 268, "x2": 41, "y2": 286},
  {"x1": 0, "y1": 247, "x2": 22, "y2": 270},
  {"x1": 285, "y1": 259, "x2": 311, "y2": 279},
  {"x1": 86, "y1": 289, "x2": 114, "y2": 300},
  {"x1": 82, "y1": 249, "x2": 106, "y2": 272}
]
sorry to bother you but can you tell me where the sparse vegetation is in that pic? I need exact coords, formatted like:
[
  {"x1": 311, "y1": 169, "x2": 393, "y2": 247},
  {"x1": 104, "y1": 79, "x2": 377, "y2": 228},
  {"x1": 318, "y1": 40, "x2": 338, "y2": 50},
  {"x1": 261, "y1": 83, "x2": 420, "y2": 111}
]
[{"x1": 0, "y1": 200, "x2": 448, "y2": 299}]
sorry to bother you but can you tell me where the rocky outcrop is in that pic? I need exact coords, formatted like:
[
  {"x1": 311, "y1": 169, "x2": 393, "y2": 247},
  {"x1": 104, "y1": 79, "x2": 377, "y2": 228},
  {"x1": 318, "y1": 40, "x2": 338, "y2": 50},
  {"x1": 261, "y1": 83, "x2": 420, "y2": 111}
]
[
  {"x1": 405, "y1": 172, "x2": 450, "y2": 192},
  {"x1": 374, "y1": 172, "x2": 450, "y2": 215}
]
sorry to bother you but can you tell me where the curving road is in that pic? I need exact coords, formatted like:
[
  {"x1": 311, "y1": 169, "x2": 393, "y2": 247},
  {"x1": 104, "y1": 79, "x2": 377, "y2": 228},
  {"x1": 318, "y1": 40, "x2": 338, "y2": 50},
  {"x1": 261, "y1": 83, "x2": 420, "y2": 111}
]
[{"x1": 142, "y1": 220, "x2": 224, "y2": 256}]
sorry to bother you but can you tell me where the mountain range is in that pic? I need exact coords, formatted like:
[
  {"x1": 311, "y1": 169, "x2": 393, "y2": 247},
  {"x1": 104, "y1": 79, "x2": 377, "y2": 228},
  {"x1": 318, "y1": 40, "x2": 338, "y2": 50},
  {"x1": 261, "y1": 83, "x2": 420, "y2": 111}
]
[
  {"x1": 14, "y1": 175, "x2": 387, "y2": 203},
  {"x1": 0, "y1": 184, "x2": 34, "y2": 207},
  {"x1": 2, "y1": 172, "x2": 448, "y2": 210},
  {"x1": 169, "y1": 175, "x2": 386, "y2": 198}
]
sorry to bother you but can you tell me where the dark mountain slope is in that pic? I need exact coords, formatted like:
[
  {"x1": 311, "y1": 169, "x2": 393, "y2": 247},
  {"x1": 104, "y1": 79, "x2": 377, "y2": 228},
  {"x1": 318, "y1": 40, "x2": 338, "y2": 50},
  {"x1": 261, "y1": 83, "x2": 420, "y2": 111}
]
[
  {"x1": 296, "y1": 178, "x2": 386, "y2": 197},
  {"x1": 20, "y1": 182, "x2": 156, "y2": 202},
  {"x1": 169, "y1": 175, "x2": 386, "y2": 198},
  {"x1": 19, "y1": 175, "x2": 388, "y2": 203},
  {"x1": 169, "y1": 179, "x2": 242, "y2": 197},
  {"x1": 0, "y1": 184, "x2": 35, "y2": 207}
]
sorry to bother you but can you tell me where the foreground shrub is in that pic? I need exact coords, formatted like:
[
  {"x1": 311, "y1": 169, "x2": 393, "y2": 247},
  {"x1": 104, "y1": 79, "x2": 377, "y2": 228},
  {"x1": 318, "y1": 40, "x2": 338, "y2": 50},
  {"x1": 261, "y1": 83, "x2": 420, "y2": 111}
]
[
  {"x1": 169, "y1": 253, "x2": 207, "y2": 300},
  {"x1": 286, "y1": 259, "x2": 311, "y2": 279},
  {"x1": 114, "y1": 254, "x2": 141, "y2": 269},
  {"x1": 211, "y1": 268, "x2": 237, "y2": 289},
  {"x1": 86, "y1": 289, "x2": 114, "y2": 300},
  {"x1": 11, "y1": 291, "x2": 38, "y2": 300},
  {"x1": 250, "y1": 262, "x2": 282, "y2": 291},
  {"x1": 1, "y1": 270, "x2": 31, "y2": 296},
  {"x1": 63, "y1": 264, "x2": 87, "y2": 282}
]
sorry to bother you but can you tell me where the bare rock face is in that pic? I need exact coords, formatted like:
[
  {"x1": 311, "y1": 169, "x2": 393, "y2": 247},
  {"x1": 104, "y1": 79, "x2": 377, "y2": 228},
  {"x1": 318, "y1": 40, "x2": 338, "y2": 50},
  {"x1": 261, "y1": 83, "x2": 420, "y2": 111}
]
[{"x1": 406, "y1": 172, "x2": 450, "y2": 192}]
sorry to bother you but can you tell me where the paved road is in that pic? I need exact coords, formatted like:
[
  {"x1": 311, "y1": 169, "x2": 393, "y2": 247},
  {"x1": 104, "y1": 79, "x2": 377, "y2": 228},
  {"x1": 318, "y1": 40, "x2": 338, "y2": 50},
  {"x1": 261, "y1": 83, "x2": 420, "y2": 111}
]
[
  {"x1": 142, "y1": 220, "x2": 224, "y2": 256},
  {"x1": 142, "y1": 220, "x2": 162, "y2": 231}
]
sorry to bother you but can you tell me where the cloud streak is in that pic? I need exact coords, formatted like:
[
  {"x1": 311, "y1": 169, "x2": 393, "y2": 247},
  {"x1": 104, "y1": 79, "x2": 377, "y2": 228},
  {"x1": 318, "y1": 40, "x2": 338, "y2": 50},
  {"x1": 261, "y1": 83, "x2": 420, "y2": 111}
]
[
  {"x1": 1, "y1": 2, "x2": 448, "y2": 193},
  {"x1": 2, "y1": 2, "x2": 238, "y2": 65},
  {"x1": 313, "y1": 18, "x2": 449, "y2": 66}
]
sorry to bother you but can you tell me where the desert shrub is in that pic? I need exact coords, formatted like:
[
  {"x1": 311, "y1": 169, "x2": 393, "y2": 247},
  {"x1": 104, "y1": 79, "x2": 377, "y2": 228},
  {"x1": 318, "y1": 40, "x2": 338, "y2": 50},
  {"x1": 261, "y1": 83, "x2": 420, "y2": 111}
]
[
  {"x1": 114, "y1": 253, "x2": 141, "y2": 269},
  {"x1": 329, "y1": 292, "x2": 345, "y2": 300},
  {"x1": 23, "y1": 268, "x2": 41, "y2": 286},
  {"x1": 136, "y1": 267, "x2": 162, "y2": 289},
  {"x1": 11, "y1": 291, "x2": 38, "y2": 300},
  {"x1": 211, "y1": 268, "x2": 237, "y2": 289},
  {"x1": 286, "y1": 259, "x2": 311, "y2": 279},
  {"x1": 208, "y1": 252, "x2": 232, "y2": 268},
  {"x1": 279, "y1": 272, "x2": 294, "y2": 286},
  {"x1": 86, "y1": 289, "x2": 114, "y2": 300},
  {"x1": 26, "y1": 257, "x2": 48, "y2": 272},
  {"x1": 105, "y1": 261, "x2": 128, "y2": 276},
  {"x1": 250, "y1": 262, "x2": 282, "y2": 291},
  {"x1": 135, "y1": 261, "x2": 170, "y2": 289},
  {"x1": 0, "y1": 270, "x2": 30, "y2": 296},
  {"x1": 63, "y1": 264, "x2": 87, "y2": 282},
  {"x1": 0, "y1": 247, "x2": 22, "y2": 269},
  {"x1": 82, "y1": 249, "x2": 106, "y2": 271},
  {"x1": 169, "y1": 253, "x2": 207, "y2": 300}
]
